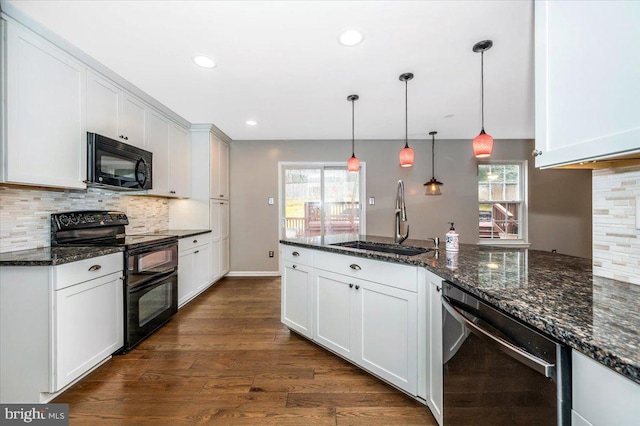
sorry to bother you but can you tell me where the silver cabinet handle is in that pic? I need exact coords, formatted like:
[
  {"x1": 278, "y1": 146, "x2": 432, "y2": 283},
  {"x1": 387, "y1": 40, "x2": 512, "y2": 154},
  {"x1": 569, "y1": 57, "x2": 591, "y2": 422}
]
[
  {"x1": 355, "y1": 285, "x2": 360, "y2": 290},
  {"x1": 436, "y1": 286, "x2": 441, "y2": 292},
  {"x1": 349, "y1": 264, "x2": 361, "y2": 270},
  {"x1": 194, "y1": 250, "x2": 199, "y2": 254},
  {"x1": 292, "y1": 251, "x2": 300, "y2": 257},
  {"x1": 170, "y1": 190, "x2": 176, "y2": 194},
  {"x1": 88, "y1": 264, "x2": 102, "y2": 271},
  {"x1": 442, "y1": 296, "x2": 555, "y2": 378},
  {"x1": 532, "y1": 149, "x2": 542, "y2": 157},
  {"x1": 349, "y1": 283, "x2": 354, "y2": 288}
]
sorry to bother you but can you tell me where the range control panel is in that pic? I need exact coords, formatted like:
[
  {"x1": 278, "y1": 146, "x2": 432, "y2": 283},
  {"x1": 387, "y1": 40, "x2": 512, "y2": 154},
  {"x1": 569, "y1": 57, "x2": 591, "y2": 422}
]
[{"x1": 51, "y1": 211, "x2": 129, "y2": 230}]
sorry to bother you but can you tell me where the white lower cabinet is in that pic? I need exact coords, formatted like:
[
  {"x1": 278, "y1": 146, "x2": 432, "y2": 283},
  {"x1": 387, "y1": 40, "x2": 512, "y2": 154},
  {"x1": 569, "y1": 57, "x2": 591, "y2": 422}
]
[
  {"x1": 178, "y1": 237, "x2": 211, "y2": 307},
  {"x1": 0, "y1": 252, "x2": 124, "y2": 403},
  {"x1": 425, "y1": 270, "x2": 444, "y2": 426},
  {"x1": 305, "y1": 249, "x2": 419, "y2": 395},
  {"x1": 572, "y1": 350, "x2": 640, "y2": 426},
  {"x1": 281, "y1": 260, "x2": 314, "y2": 339}
]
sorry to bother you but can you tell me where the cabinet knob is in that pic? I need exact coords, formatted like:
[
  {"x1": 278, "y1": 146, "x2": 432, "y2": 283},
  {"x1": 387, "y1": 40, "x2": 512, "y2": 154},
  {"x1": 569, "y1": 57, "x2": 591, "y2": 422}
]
[
  {"x1": 355, "y1": 285, "x2": 360, "y2": 290},
  {"x1": 436, "y1": 286, "x2": 441, "y2": 292},
  {"x1": 124, "y1": 136, "x2": 129, "y2": 141},
  {"x1": 292, "y1": 251, "x2": 300, "y2": 257},
  {"x1": 119, "y1": 135, "x2": 125, "y2": 139},
  {"x1": 193, "y1": 239, "x2": 198, "y2": 244},
  {"x1": 349, "y1": 283, "x2": 354, "y2": 288},
  {"x1": 170, "y1": 190, "x2": 176, "y2": 194},
  {"x1": 88, "y1": 264, "x2": 102, "y2": 271},
  {"x1": 292, "y1": 264, "x2": 297, "y2": 269},
  {"x1": 532, "y1": 149, "x2": 542, "y2": 157},
  {"x1": 349, "y1": 264, "x2": 361, "y2": 271}
]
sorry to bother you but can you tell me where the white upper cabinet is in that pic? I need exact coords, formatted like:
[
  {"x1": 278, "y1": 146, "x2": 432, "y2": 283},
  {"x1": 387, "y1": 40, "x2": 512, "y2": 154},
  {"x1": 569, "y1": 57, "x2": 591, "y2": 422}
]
[
  {"x1": 146, "y1": 110, "x2": 171, "y2": 196},
  {"x1": 87, "y1": 71, "x2": 147, "y2": 149},
  {"x1": 146, "y1": 110, "x2": 191, "y2": 198},
  {"x1": 168, "y1": 123, "x2": 191, "y2": 198},
  {"x1": 210, "y1": 135, "x2": 229, "y2": 199},
  {"x1": 2, "y1": 19, "x2": 87, "y2": 189},
  {"x1": 534, "y1": 1, "x2": 640, "y2": 168}
]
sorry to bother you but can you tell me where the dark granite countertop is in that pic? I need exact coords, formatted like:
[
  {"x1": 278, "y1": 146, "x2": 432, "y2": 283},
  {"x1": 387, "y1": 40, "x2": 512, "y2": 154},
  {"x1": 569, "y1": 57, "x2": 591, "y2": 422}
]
[
  {"x1": 280, "y1": 234, "x2": 640, "y2": 385},
  {"x1": 0, "y1": 246, "x2": 123, "y2": 266},
  {"x1": 139, "y1": 229, "x2": 211, "y2": 239}
]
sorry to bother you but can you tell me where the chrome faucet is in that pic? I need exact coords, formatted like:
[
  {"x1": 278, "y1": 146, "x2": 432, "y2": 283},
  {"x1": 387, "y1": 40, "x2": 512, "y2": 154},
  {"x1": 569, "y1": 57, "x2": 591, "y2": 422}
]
[{"x1": 394, "y1": 180, "x2": 409, "y2": 244}]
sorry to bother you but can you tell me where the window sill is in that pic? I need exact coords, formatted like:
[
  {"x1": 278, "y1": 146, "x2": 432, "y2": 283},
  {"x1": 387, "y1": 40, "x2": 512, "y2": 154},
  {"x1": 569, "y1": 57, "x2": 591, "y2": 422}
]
[{"x1": 477, "y1": 240, "x2": 531, "y2": 249}]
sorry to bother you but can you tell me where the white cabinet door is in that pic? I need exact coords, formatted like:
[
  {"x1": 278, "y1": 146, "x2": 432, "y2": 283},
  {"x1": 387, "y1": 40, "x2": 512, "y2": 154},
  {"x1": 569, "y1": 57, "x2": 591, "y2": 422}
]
[
  {"x1": 534, "y1": 1, "x2": 640, "y2": 168},
  {"x1": 4, "y1": 19, "x2": 86, "y2": 189},
  {"x1": 177, "y1": 251, "x2": 196, "y2": 307},
  {"x1": 146, "y1": 110, "x2": 171, "y2": 196},
  {"x1": 281, "y1": 260, "x2": 314, "y2": 338},
  {"x1": 357, "y1": 279, "x2": 417, "y2": 394},
  {"x1": 210, "y1": 238, "x2": 221, "y2": 282},
  {"x1": 220, "y1": 237, "x2": 229, "y2": 275},
  {"x1": 86, "y1": 70, "x2": 121, "y2": 140},
  {"x1": 572, "y1": 350, "x2": 640, "y2": 426},
  {"x1": 425, "y1": 271, "x2": 444, "y2": 425},
  {"x1": 121, "y1": 93, "x2": 146, "y2": 148},
  {"x1": 314, "y1": 269, "x2": 356, "y2": 360},
  {"x1": 220, "y1": 201, "x2": 229, "y2": 239},
  {"x1": 53, "y1": 271, "x2": 123, "y2": 391},
  {"x1": 193, "y1": 244, "x2": 211, "y2": 294},
  {"x1": 169, "y1": 124, "x2": 191, "y2": 198},
  {"x1": 210, "y1": 201, "x2": 222, "y2": 240},
  {"x1": 210, "y1": 136, "x2": 230, "y2": 199}
]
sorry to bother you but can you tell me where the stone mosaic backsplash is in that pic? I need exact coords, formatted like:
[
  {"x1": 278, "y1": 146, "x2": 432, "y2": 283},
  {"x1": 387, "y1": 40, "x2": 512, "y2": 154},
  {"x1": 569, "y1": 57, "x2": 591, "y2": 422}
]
[
  {"x1": 593, "y1": 165, "x2": 640, "y2": 286},
  {"x1": 0, "y1": 186, "x2": 169, "y2": 253}
]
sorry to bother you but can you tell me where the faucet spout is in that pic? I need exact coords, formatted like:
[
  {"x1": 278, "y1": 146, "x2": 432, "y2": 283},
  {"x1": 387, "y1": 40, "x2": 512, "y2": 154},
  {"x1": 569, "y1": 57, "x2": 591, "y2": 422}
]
[{"x1": 394, "y1": 180, "x2": 409, "y2": 244}]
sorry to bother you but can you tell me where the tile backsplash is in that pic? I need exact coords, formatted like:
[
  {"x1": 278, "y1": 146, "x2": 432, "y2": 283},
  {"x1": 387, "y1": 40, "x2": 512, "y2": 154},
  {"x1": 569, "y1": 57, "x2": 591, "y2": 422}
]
[
  {"x1": 593, "y1": 165, "x2": 640, "y2": 286},
  {"x1": 0, "y1": 186, "x2": 169, "y2": 253}
]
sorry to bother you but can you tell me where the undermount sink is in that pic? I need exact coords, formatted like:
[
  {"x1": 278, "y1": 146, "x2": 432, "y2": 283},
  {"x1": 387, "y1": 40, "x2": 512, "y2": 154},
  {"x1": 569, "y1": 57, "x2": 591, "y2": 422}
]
[{"x1": 331, "y1": 241, "x2": 430, "y2": 256}]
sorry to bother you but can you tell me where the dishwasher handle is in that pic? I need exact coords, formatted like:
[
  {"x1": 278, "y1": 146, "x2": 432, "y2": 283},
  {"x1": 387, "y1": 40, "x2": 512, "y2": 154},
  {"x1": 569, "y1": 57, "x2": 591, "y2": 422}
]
[{"x1": 442, "y1": 295, "x2": 556, "y2": 379}]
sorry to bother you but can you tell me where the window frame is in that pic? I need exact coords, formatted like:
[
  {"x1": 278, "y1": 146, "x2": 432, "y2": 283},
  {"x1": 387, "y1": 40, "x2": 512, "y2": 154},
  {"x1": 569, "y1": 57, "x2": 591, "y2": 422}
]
[
  {"x1": 477, "y1": 160, "x2": 529, "y2": 247},
  {"x1": 278, "y1": 161, "x2": 367, "y2": 240}
]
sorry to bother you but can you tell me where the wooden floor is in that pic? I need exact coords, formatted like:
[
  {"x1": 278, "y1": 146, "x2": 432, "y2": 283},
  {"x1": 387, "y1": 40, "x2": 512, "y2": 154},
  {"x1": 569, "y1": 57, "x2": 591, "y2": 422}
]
[{"x1": 53, "y1": 276, "x2": 436, "y2": 425}]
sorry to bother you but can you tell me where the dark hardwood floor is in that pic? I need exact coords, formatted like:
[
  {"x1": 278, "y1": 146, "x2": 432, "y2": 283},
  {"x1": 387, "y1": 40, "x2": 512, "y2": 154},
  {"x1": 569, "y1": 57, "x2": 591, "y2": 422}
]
[{"x1": 53, "y1": 276, "x2": 436, "y2": 425}]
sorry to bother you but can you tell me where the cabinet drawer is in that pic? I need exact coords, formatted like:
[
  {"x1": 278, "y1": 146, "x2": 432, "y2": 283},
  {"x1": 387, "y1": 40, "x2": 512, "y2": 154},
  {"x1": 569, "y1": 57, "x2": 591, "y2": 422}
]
[
  {"x1": 179, "y1": 235, "x2": 209, "y2": 252},
  {"x1": 314, "y1": 250, "x2": 418, "y2": 292},
  {"x1": 280, "y1": 245, "x2": 314, "y2": 266},
  {"x1": 53, "y1": 253, "x2": 123, "y2": 290}
]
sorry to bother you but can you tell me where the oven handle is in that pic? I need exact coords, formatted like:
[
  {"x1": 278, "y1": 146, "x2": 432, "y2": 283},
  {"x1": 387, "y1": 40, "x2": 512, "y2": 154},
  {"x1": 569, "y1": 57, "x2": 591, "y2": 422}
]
[
  {"x1": 442, "y1": 295, "x2": 556, "y2": 378},
  {"x1": 129, "y1": 270, "x2": 177, "y2": 294}
]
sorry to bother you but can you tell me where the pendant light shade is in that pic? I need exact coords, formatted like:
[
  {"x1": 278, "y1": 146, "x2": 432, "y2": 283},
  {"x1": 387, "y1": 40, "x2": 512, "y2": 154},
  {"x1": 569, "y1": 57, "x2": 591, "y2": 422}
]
[
  {"x1": 399, "y1": 73, "x2": 414, "y2": 167},
  {"x1": 472, "y1": 40, "x2": 494, "y2": 158},
  {"x1": 424, "y1": 131, "x2": 443, "y2": 196},
  {"x1": 347, "y1": 94, "x2": 360, "y2": 173}
]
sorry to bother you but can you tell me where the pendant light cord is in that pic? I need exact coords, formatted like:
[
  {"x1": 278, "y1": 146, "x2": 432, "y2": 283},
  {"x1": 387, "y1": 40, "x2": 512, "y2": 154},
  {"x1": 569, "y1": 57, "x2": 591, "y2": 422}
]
[
  {"x1": 431, "y1": 134, "x2": 436, "y2": 179},
  {"x1": 481, "y1": 50, "x2": 485, "y2": 131},
  {"x1": 351, "y1": 99, "x2": 355, "y2": 156},
  {"x1": 404, "y1": 79, "x2": 409, "y2": 148}
]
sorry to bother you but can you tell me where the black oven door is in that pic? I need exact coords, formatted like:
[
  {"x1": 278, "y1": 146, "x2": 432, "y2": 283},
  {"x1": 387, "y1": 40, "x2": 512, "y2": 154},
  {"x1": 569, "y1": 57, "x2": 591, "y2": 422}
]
[
  {"x1": 125, "y1": 270, "x2": 178, "y2": 351},
  {"x1": 88, "y1": 132, "x2": 152, "y2": 190}
]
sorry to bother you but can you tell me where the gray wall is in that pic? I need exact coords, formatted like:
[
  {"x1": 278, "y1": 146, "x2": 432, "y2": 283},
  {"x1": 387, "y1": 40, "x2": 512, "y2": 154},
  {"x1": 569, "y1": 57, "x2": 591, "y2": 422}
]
[{"x1": 229, "y1": 138, "x2": 592, "y2": 273}]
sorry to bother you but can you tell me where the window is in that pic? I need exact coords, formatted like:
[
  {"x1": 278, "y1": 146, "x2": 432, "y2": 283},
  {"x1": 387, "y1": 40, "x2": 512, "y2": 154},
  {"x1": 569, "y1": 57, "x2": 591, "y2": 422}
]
[
  {"x1": 478, "y1": 161, "x2": 528, "y2": 244},
  {"x1": 280, "y1": 163, "x2": 365, "y2": 238}
]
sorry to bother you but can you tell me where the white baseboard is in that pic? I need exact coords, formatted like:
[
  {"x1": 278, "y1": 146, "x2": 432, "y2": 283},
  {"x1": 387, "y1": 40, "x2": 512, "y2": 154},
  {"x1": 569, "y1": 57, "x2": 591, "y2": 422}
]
[{"x1": 225, "y1": 270, "x2": 281, "y2": 277}]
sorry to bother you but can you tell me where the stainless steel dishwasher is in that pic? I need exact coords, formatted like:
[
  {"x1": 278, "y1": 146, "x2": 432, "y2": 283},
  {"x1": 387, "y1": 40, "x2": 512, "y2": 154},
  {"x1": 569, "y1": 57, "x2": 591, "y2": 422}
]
[{"x1": 441, "y1": 281, "x2": 571, "y2": 425}]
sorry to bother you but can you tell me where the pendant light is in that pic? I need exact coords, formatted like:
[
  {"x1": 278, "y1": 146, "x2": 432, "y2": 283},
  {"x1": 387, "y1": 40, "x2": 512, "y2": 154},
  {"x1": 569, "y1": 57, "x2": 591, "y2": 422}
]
[
  {"x1": 346, "y1": 94, "x2": 360, "y2": 173},
  {"x1": 472, "y1": 40, "x2": 494, "y2": 158},
  {"x1": 399, "y1": 72, "x2": 414, "y2": 167},
  {"x1": 424, "y1": 131, "x2": 443, "y2": 196}
]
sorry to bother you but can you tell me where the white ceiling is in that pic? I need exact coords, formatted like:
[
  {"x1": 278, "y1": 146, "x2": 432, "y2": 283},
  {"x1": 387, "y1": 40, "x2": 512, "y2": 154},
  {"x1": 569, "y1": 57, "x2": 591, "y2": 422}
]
[{"x1": 4, "y1": 0, "x2": 535, "y2": 141}]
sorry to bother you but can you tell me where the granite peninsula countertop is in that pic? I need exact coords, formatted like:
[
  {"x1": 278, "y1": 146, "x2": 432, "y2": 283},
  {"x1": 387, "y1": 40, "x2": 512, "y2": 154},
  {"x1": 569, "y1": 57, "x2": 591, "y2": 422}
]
[
  {"x1": 280, "y1": 234, "x2": 640, "y2": 385},
  {"x1": 0, "y1": 246, "x2": 123, "y2": 266}
]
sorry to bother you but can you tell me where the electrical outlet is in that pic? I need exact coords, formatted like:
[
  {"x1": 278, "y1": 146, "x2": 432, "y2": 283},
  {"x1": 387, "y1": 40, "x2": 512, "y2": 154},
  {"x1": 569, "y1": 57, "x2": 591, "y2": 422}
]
[
  {"x1": 269, "y1": 251, "x2": 274, "y2": 258},
  {"x1": 369, "y1": 197, "x2": 375, "y2": 205}
]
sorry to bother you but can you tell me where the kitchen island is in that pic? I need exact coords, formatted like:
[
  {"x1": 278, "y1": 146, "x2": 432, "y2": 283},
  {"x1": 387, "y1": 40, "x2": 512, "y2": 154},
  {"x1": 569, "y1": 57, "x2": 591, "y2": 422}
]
[{"x1": 280, "y1": 234, "x2": 640, "y2": 386}]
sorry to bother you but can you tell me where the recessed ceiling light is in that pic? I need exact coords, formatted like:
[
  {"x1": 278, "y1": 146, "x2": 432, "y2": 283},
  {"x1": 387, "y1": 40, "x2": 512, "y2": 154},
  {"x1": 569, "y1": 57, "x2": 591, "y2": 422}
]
[
  {"x1": 486, "y1": 263, "x2": 500, "y2": 269},
  {"x1": 338, "y1": 29, "x2": 364, "y2": 47},
  {"x1": 245, "y1": 120, "x2": 258, "y2": 126},
  {"x1": 193, "y1": 56, "x2": 216, "y2": 68},
  {"x1": 443, "y1": 113, "x2": 455, "y2": 118}
]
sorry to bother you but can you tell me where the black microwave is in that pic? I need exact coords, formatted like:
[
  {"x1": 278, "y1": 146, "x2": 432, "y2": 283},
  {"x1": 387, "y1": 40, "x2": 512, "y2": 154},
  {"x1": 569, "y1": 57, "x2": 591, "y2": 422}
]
[{"x1": 87, "y1": 133, "x2": 153, "y2": 191}]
